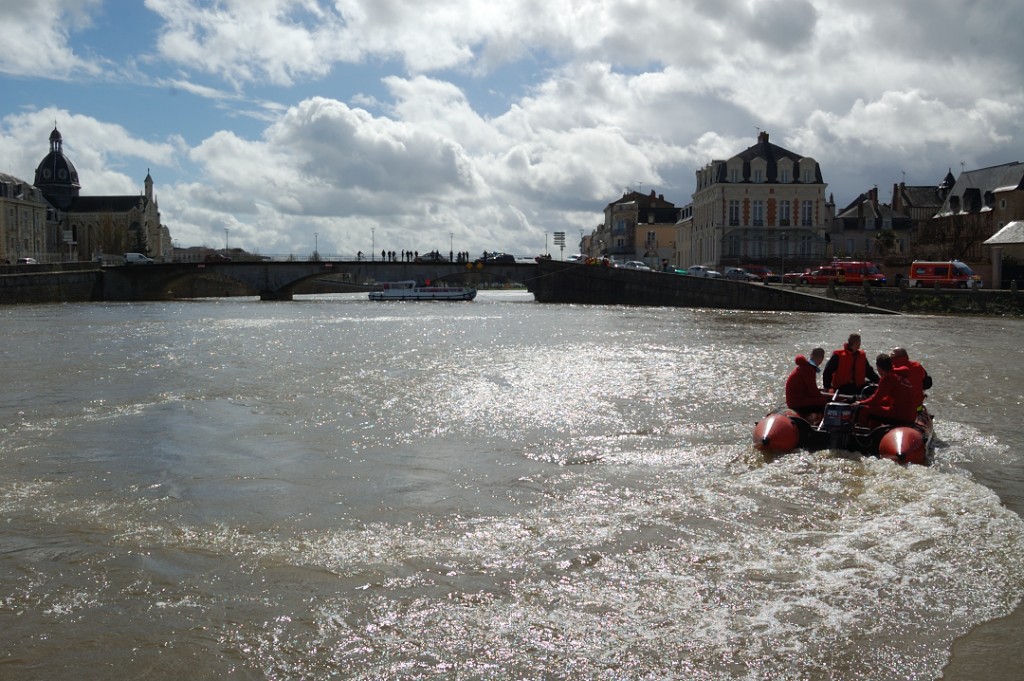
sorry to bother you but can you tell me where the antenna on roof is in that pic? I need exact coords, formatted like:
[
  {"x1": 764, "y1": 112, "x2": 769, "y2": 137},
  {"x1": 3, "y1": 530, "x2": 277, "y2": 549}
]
[{"x1": 961, "y1": 161, "x2": 966, "y2": 173}]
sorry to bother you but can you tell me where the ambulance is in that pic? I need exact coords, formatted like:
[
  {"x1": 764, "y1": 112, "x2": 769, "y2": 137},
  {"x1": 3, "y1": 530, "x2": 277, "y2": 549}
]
[{"x1": 907, "y1": 260, "x2": 983, "y2": 289}]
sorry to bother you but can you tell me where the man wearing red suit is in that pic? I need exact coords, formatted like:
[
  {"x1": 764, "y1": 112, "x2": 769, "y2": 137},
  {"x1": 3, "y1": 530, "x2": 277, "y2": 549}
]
[
  {"x1": 854, "y1": 354, "x2": 918, "y2": 425},
  {"x1": 785, "y1": 347, "x2": 831, "y2": 418}
]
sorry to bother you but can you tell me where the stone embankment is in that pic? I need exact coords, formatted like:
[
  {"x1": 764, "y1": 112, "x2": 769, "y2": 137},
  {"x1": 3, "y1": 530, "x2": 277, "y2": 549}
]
[{"x1": 817, "y1": 280, "x2": 1024, "y2": 316}]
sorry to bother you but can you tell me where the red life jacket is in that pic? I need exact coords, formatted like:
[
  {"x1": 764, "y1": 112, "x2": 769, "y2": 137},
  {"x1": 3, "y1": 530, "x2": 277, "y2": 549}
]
[{"x1": 832, "y1": 345, "x2": 868, "y2": 388}]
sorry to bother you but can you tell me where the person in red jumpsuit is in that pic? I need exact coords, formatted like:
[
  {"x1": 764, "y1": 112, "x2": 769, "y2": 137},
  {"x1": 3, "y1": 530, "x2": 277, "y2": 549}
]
[
  {"x1": 785, "y1": 347, "x2": 831, "y2": 419},
  {"x1": 890, "y1": 347, "x2": 931, "y2": 410},
  {"x1": 854, "y1": 354, "x2": 918, "y2": 426}
]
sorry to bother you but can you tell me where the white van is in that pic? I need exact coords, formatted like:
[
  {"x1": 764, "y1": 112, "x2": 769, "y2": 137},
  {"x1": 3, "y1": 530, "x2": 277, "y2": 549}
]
[{"x1": 124, "y1": 252, "x2": 154, "y2": 265}]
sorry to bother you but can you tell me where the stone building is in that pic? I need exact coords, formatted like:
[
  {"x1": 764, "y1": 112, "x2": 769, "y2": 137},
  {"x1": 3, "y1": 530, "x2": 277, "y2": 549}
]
[
  {"x1": 597, "y1": 190, "x2": 679, "y2": 265},
  {"x1": 0, "y1": 172, "x2": 54, "y2": 263},
  {"x1": 924, "y1": 162, "x2": 1024, "y2": 262},
  {"x1": 832, "y1": 187, "x2": 914, "y2": 259},
  {"x1": 683, "y1": 131, "x2": 832, "y2": 271},
  {"x1": 5, "y1": 126, "x2": 173, "y2": 263}
]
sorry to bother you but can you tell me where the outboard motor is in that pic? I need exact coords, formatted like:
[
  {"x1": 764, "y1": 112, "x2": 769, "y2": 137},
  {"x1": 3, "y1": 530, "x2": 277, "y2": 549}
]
[{"x1": 818, "y1": 401, "x2": 855, "y2": 449}]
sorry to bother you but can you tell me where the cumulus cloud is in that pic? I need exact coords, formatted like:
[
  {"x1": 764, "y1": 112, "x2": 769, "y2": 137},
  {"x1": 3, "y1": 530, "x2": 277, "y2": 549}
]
[
  {"x1": 0, "y1": 0, "x2": 105, "y2": 78},
  {"x1": 3, "y1": 0, "x2": 1024, "y2": 257}
]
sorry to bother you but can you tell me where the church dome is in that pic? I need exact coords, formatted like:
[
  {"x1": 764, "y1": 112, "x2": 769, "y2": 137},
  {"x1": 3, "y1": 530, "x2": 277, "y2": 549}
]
[{"x1": 34, "y1": 126, "x2": 80, "y2": 209}]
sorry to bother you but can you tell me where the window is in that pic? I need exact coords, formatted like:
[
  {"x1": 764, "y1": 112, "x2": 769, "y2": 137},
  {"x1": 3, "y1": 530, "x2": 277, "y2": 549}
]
[
  {"x1": 751, "y1": 237, "x2": 765, "y2": 258},
  {"x1": 753, "y1": 169, "x2": 763, "y2": 183},
  {"x1": 780, "y1": 168, "x2": 790, "y2": 183},
  {"x1": 728, "y1": 200, "x2": 740, "y2": 226},
  {"x1": 801, "y1": 200, "x2": 813, "y2": 226},
  {"x1": 803, "y1": 169, "x2": 813, "y2": 182},
  {"x1": 752, "y1": 200, "x2": 764, "y2": 226},
  {"x1": 779, "y1": 200, "x2": 791, "y2": 226},
  {"x1": 799, "y1": 234, "x2": 814, "y2": 258},
  {"x1": 727, "y1": 234, "x2": 741, "y2": 256},
  {"x1": 646, "y1": 231, "x2": 656, "y2": 246},
  {"x1": 730, "y1": 168, "x2": 740, "y2": 183}
]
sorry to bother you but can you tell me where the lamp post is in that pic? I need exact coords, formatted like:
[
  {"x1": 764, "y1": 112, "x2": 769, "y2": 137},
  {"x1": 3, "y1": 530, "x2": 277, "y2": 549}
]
[
  {"x1": 450, "y1": 232, "x2": 454, "y2": 262},
  {"x1": 224, "y1": 228, "x2": 229, "y2": 251},
  {"x1": 780, "y1": 233, "x2": 788, "y2": 284},
  {"x1": 314, "y1": 232, "x2": 318, "y2": 260},
  {"x1": 371, "y1": 227, "x2": 375, "y2": 262}
]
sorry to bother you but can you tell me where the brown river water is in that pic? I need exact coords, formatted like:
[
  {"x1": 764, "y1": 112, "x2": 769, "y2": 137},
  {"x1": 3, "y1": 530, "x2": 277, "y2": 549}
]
[{"x1": 1, "y1": 291, "x2": 1022, "y2": 680}]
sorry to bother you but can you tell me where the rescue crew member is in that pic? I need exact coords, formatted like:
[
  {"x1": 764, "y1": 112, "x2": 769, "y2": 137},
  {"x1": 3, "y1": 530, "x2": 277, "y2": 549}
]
[
  {"x1": 890, "y1": 347, "x2": 931, "y2": 409},
  {"x1": 785, "y1": 347, "x2": 831, "y2": 419},
  {"x1": 853, "y1": 353, "x2": 918, "y2": 426},
  {"x1": 823, "y1": 333, "x2": 879, "y2": 396}
]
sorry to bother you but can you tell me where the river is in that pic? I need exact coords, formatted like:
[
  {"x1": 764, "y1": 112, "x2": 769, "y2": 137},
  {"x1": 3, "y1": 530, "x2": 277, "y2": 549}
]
[{"x1": 1, "y1": 291, "x2": 1022, "y2": 680}]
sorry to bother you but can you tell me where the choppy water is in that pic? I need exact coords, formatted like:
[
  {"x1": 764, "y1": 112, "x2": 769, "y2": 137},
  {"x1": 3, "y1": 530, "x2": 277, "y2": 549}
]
[{"x1": 1, "y1": 292, "x2": 1022, "y2": 680}]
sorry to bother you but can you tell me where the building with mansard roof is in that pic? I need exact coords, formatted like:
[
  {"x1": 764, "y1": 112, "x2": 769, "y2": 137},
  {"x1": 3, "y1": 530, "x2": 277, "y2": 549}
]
[
  {"x1": 920, "y1": 162, "x2": 1024, "y2": 261},
  {"x1": 832, "y1": 187, "x2": 914, "y2": 259},
  {"x1": 681, "y1": 131, "x2": 832, "y2": 271},
  {"x1": 2, "y1": 126, "x2": 172, "y2": 263}
]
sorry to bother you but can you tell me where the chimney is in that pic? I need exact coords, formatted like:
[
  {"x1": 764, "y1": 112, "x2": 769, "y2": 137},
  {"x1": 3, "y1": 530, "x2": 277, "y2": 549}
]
[
  {"x1": 870, "y1": 187, "x2": 878, "y2": 208},
  {"x1": 892, "y1": 183, "x2": 901, "y2": 212},
  {"x1": 758, "y1": 130, "x2": 769, "y2": 144}
]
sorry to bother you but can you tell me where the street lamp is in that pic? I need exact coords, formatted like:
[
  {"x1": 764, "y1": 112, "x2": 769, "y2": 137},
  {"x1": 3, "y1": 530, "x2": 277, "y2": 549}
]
[
  {"x1": 371, "y1": 227, "x2": 375, "y2": 262},
  {"x1": 779, "y1": 233, "x2": 788, "y2": 284},
  {"x1": 224, "y1": 228, "x2": 229, "y2": 251},
  {"x1": 314, "y1": 232, "x2": 318, "y2": 261},
  {"x1": 450, "y1": 232, "x2": 454, "y2": 262}
]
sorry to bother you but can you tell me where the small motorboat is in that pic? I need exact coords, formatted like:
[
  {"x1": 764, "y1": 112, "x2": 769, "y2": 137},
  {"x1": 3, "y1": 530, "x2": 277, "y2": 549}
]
[
  {"x1": 369, "y1": 281, "x2": 477, "y2": 301},
  {"x1": 753, "y1": 398, "x2": 934, "y2": 465}
]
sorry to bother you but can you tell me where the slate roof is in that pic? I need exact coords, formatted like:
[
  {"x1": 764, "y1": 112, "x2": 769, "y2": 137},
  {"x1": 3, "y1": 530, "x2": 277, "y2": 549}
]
[
  {"x1": 939, "y1": 162, "x2": 1024, "y2": 215},
  {"x1": 984, "y1": 221, "x2": 1024, "y2": 245},
  {"x1": 68, "y1": 195, "x2": 145, "y2": 213},
  {"x1": 717, "y1": 133, "x2": 823, "y2": 184}
]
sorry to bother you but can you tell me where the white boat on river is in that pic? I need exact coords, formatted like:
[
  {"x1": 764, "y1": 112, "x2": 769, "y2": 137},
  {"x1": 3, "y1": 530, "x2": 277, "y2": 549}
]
[{"x1": 369, "y1": 280, "x2": 477, "y2": 301}]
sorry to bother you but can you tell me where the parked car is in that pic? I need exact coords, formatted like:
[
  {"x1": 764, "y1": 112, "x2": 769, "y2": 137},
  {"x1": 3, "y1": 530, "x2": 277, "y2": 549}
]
[
  {"x1": 474, "y1": 252, "x2": 515, "y2": 264},
  {"x1": 724, "y1": 267, "x2": 760, "y2": 282},
  {"x1": 16, "y1": 257, "x2": 38, "y2": 265},
  {"x1": 798, "y1": 266, "x2": 845, "y2": 286},
  {"x1": 416, "y1": 251, "x2": 449, "y2": 263},
  {"x1": 829, "y1": 260, "x2": 886, "y2": 286},
  {"x1": 123, "y1": 252, "x2": 154, "y2": 265},
  {"x1": 688, "y1": 265, "x2": 723, "y2": 278},
  {"x1": 620, "y1": 260, "x2": 652, "y2": 270},
  {"x1": 205, "y1": 252, "x2": 231, "y2": 262},
  {"x1": 738, "y1": 264, "x2": 773, "y2": 281},
  {"x1": 781, "y1": 271, "x2": 806, "y2": 284}
]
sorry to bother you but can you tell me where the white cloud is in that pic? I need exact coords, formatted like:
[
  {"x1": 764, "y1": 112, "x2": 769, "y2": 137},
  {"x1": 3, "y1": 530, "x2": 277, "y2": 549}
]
[
  {"x1": 0, "y1": 0, "x2": 105, "y2": 78},
  {"x1": 4, "y1": 1, "x2": 1024, "y2": 257}
]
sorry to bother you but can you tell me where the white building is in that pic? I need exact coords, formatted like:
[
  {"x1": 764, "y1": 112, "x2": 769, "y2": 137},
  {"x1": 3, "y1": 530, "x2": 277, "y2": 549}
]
[{"x1": 681, "y1": 131, "x2": 832, "y2": 271}]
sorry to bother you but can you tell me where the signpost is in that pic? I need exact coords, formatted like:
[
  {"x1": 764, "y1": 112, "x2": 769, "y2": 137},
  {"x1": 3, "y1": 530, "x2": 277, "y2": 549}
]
[{"x1": 553, "y1": 231, "x2": 566, "y2": 260}]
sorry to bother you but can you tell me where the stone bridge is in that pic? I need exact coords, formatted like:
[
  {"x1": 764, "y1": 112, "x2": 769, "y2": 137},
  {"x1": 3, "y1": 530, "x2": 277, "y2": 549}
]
[{"x1": 101, "y1": 260, "x2": 535, "y2": 301}]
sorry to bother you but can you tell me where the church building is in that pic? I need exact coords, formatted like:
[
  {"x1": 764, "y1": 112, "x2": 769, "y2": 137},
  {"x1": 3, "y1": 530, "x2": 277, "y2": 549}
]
[{"x1": 1, "y1": 126, "x2": 170, "y2": 263}]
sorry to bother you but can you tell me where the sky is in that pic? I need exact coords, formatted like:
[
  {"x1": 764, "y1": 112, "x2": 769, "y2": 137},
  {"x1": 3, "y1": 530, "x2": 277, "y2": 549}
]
[{"x1": 1, "y1": 0, "x2": 1022, "y2": 259}]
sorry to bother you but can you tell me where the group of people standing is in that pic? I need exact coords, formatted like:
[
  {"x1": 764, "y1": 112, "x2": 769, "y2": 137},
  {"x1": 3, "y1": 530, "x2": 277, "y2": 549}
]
[{"x1": 785, "y1": 333, "x2": 932, "y2": 426}]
